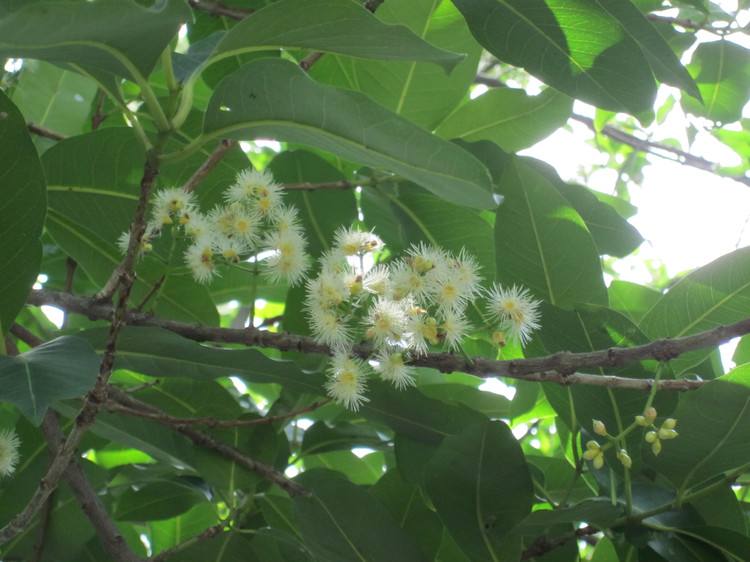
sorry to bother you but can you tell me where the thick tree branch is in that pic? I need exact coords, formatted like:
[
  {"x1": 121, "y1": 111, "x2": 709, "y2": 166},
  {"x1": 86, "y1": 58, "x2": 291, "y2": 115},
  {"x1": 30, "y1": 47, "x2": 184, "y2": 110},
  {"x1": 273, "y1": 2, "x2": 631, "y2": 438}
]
[
  {"x1": 181, "y1": 139, "x2": 237, "y2": 193},
  {"x1": 107, "y1": 387, "x2": 308, "y2": 497},
  {"x1": 0, "y1": 153, "x2": 161, "y2": 546},
  {"x1": 521, "y1": 525, "x2": 598, "y2": 560},
  {"x1": 28, "y1": 289, "x2": 750, "y2": 391}
]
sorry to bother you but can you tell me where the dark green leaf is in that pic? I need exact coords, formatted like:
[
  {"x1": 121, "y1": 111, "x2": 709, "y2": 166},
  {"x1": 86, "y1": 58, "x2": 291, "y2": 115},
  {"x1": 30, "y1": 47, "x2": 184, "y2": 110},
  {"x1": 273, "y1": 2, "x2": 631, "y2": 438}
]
[
  {"x1": 200, "y1": 58, "x2": 495, "y2": 209},
  {"x1": 0, "y1": 90, "x2": 46, "y2": 335},
  {"x1": 114, "y1": 480, "x2": 207, "y2": 522},
  {"x1": 0, "y1": 336, "x2": 98, "y2": 424}
]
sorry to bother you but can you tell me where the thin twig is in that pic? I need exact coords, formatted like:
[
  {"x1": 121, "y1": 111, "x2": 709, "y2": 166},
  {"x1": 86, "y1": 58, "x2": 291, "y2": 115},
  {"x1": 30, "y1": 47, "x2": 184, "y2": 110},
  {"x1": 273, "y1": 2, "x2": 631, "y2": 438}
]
[
  {"x1": 107, "y1": 398, "x2": 331, "y2": 428},
  {"x1": 27, "y1": 289, "x2": 750, "y2": 391},
  {"x1": 521, "y1": 525, "x2": 598, "y2": 560},
  {"x1": 91, "y1": 89, "x2": 107, "y2": 131},
  {"x1": 107, "y1": 387, "x2": 308, "y2": 497},
  {"x1": 135, "y1": 275, "x2": 166, "y2": 312},
  {"x1": 150, "y1": 519, "x2": 231, "y2": 562},
  {"x1": 27, "y1": 123, "x2": 66, "y2": 141},
  {"x1": 187, "y1": 0, "x2": 252, "y2": 20},
  {"x1": 282, "y1": 178, "x2": 366, "y2": 191},
  {"x1": 181, "y1": 139, "x2": 237, "y2": 193}
]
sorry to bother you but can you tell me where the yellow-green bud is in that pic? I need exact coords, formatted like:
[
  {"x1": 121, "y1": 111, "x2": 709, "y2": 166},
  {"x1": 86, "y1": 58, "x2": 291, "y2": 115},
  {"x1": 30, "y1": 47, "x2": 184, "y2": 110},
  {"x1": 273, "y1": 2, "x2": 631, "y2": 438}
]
[
  {"x1": 644, "y1": 407, "x2": 657, "y2": 423},
  {"x1": 582, "y1": 449, "x2": 598, "y2": 461},
  {"x1": 662, "y1": 418, "x2": 677, "y2": 430},
  {"x1": 585, "y1": 440, "x2": 600, "y2": 451},
  {"x1": 491, "y1": 330, "x2": 507, "y2": 348},
  {"x1": 658, "y1": 428, "x2": 678, "y2": 440},
  {"x1": 593, "y1": 419, "x2": 607, "y2": 436},
  {"x1": 651, "y1": 439, "x2": 662, "y2": 456},
  {"x1": 592, "y1": 453, "x2": 605, "y2": 470},
  {"x1": 617, "y1": 449, "x2": 632, "y2": 469},
  {"x1": 645, "y1": 431, "x2": 658, "y2": 444},
  {"x1": 635, "y1": 415, "x2": 648, "y2": 426}
]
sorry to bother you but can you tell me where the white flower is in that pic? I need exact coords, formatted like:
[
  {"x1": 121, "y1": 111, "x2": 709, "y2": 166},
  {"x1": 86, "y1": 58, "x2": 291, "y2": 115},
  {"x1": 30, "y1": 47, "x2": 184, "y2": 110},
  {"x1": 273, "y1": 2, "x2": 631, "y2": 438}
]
[
  {"x1": 255, "y1": 181, "x2": 284, "y2": 218},
  {"x1": 209, "y1": 204, "x2": 238, "y2": 238},
  {"x1": 153, "y1": 187, "x2": 196, "y2": 221},
  {"x1": 271, "y1": 205, "x2": 303, "y2": 236},
  {"x1": 439, "y1": 309, "x2": 471, "y2": 351},
  {"x1": 333, "y1": 227, "x2": 383, "y2": 256},
  {"x1": 363, "y1": 264, "x2": 389, "y2": 296},
  {"x1": 319, "y1": 250, "x2": 352, "y2": 276},
  {"x1": 225, "y1": 169, "x2": 276, "y2": 204},
  {"x1": 485, "y1": 283, "x2": 542, "y2": 345},
  {"x1": 374, "y1": 351, "x2": 415, "y2": 390},
  {"x1": 185, "y1": 238, "x2": 217, "y2": 284},
  {"x1": 324, "y1": 352, "x2": 369, "y2": 411},
  {"x1": 231, "y1": 207, "x2": 262, "y2": 246},
  {"x1": 451, "y1": 249, "x2": 483, "y2": 300},
  {"x1": 308, "y1": 304, "x2": 352, "y2": 349},
  {"x1": 427, "y1": 269, "x2": 469, "y2": 314},
  {"x1": 0, "y1": 428, "x2": 20, "y2": 478},
  {"x1": 214, "y1": 236, "x2": 246, "y2": 262},
  {"x1": 364, "y1": 298, "x2": 406, "y2": 348},
  {"x1": 306, "y1": 271, "x2": 350, "y2": 308},
  {"x1": 184, "y1": 212, "x2": 211, "y2": 240},
  {"x1": 389, "y1": 260, "x2": 427, "y2": 301},
  {"x1": 406, "y1": 242, "x2": 448, "y2": 274},
  {"x1": 116, "y1": 226, "x2": 155, "y2": 257},
  {"x1": 406, "y1": 310, "x2": 438, "y2": 355},
  {"x1": 262, "y1": 229, "x2": 309, "y2": 286}
]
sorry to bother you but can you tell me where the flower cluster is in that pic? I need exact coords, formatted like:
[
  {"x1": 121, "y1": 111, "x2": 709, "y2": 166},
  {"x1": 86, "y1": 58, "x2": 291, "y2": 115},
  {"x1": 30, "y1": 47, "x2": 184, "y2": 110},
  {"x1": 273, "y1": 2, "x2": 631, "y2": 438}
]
[
  {"x1": 637, "y1": 407, "x2": 678, "y2": 456},
  {"x1": 305, "y1": 235, "x2": 542, "y2": 410},
  {"x1": 0, "y1": 428, "x2": 20, "y2": 478},
  {"x1": 117, "y1": 169, "x2": 310, "y2": 286}
]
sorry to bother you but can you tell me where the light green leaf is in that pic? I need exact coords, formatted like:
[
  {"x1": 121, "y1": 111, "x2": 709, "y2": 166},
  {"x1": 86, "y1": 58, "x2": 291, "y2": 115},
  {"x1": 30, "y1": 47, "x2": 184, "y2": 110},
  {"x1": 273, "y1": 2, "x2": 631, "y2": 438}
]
[
  {"x1": 435, "y1": 88, "x2": 573, "y2": 153},
  {"x1": 608, "y1": 280, "x2": 661, "y2": 325},
  {"x1": 495, "y1": 157, "x2": 607, "y2": 308},
  {"x1": 311, "y1": 0, "x2": 482, "y2": 130},
  {"x1": 682, "y1": 41, "x2": 750, "y2": 123},
  {"x1": 114, "y1": 480, "x2": 207, "y2": 522},
  {"x1": 209, "y1": 0, "x2": 463, "y2": 71},
  {"x1": 293, "y1": 469, "x2": 425, "y2": 562},
  {"x1": 0, "y1": 0, "x2": 189, "y2": 81},
  {"x1": 0, "y1": 90, "x2": 46, "y2": 335},
  {"x1": 200, "y1": 58, "x2": 496, "y2": 209},
  {"x1": 424, "y1": 420, "x2": 533, "y2": 562},
  {"x1": 452, "y1": 0, "x2": 657, "y2": 115},
  {"x1": 0, "y1": 336, "x2": 99, "y2": 424}
]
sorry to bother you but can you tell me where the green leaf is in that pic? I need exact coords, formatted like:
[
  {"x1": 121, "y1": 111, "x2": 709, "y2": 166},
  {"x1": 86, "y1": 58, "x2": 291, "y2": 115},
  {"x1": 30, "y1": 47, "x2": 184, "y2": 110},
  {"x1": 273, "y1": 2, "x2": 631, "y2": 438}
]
[
  {"x1": 148, "y1": 503, "x2": 219, "y2": 555},
  {"x1": 268, "y1": 150, "x2": 357, "y2": 259},
  {"x1": 0, "y1": 91, "x2": 46, "y2": 336},
  {"x1": 495, "y1": 157, "x2": 607, "y2": 308},
  {"x1": 452, "y1": 0, "x2": 657, "y2": 115},
  {"x1": 435, "y1": 88, "x2": 573, "y2": 153},
  {"x1": 293, "y1": 469, "x2": 426, "y2": 562},
  {"x1": 42, "y1": 128, "x2": 219, "y2": 325},
  {"x1": 0, "y1": 0, "x2": 189, "y2": 81},
  {"x1": 311, "y1": 0, "x2": 482, "y2": 130},
  {"x1": 678, "y1": 526, "x2": 750, "y2": 560},
  {"x1": 640, "y1": 246, "x2": 750, "y2": 375},
  {"x1": 608, "y1": 280, "x2": 661, "y2": 325},
  {"x1": 424, "y1": 420, "x2": 533, "y2": 562},
  {"x1": 591, "y1": 0, "x2": 700, "y2": 100},
  {"x1": 591, "y1": 537, "x2": 620, "y2": 562},
  {"x1": 114, "y1": 480, "x2": 207, "y2": 522},
  {"x1": 647, "y1": 365, "x2": 750, "y2": 490},
  {"x1": 208, "y1": 0, "x2": 464, "y2": 72},
  {"x1": 516, "y1": 498, "x2": 622, "y2": 535},
  {"x1": 200, "y1": 58, "x2": 496, "y2": 209},
  {"x1": 682, "y1": 41, "x2": 750, "y2": 123},
  {"x1": 0, "y1": 336, "x2": 99, "y2": 424}
]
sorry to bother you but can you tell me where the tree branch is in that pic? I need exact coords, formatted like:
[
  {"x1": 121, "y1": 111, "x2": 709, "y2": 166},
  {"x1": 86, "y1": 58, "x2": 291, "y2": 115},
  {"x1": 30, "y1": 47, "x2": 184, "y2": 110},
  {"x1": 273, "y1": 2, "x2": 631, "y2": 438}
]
[
  {"x1": 0, "y1": 153, "x2": 161, "y2": 546},
  {"x1": 521, "y1": 524, "x2": 598, "y2": 560},
  {"x1": 186, "y1": 0, "x2": 252, "y2": 20},
  {"x1": 27, "y1": 289, "x2": 750, "y2": 391},
  {"x1": 27, "y1": 122, "x2": 66, "y2": 141},
  {"x1": 107, "y1": 387, "x2": 308, "y2": 497},
  {"x1": 181, "y1": 139, "x2": 237, "y2": 193}
]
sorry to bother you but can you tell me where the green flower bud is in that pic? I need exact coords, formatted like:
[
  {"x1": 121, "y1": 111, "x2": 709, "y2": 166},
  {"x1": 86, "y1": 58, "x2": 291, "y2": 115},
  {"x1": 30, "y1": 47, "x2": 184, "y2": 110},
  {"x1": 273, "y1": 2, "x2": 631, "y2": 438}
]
[
  {"x1": 644, "y1": 407, "x2": 657, "y2": 423},
  {"x1": 593, "y1": 419, "x2": 607, "y2": 436},
  {"x1": 645, "y1": 431, "x2": 658, "y2": 444},
  {"x1": 585, "y1": 440, "x2": 600, "y2": 451},
  {"x1": 617, "y1": 449, "x2": 632, "y2": 469},
  {"x1": 592, "y1": 452, "x2": 605, "y2": 470},
  {"x1": 582, "y1": 448, "x2": 599, "y2": 461},
  {"x1": 651, "y1": 439, "x2": 662, "y2": 456},
  {"x1": 662, "y1": 418, "x2": 677, "y2": 430},
  {"x1": 658, "y1": 428, "x2": 678, "y2": 440},
  {"x1": 635, "y1": 415, "x2": 648, "y2": 426}
]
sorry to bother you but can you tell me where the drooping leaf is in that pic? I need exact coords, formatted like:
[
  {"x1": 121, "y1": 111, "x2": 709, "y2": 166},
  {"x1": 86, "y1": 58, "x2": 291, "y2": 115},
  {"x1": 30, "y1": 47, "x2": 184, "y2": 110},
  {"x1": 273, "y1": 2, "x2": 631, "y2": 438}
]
[
  {"x1": 293, "y1": 469, "x2": 426, "y2": 562},
  {"x1": 311, "y1": 0, "x2": 482, "y2": 130},
  {"x1": 424, "y1": 420, "x2": 533, "y2": 562},
  {"x1": 200, "y1": 58, "x2": 496, "y2": 209},
  {"x1": 495, "y1": 157, "x2": 607, "y2": 308},
  {"x1": 435, "y1": 87, "x2": 573, "y2": 153},
  {"x1": 0, "y1": 90, "x2": 46, "y2": 335},
  {"x1": 452, "y1": 0, "x2": 658, "y2": 115},
  {"x1": 0, "y1": 336, "x2": 99, "y2": 424}
]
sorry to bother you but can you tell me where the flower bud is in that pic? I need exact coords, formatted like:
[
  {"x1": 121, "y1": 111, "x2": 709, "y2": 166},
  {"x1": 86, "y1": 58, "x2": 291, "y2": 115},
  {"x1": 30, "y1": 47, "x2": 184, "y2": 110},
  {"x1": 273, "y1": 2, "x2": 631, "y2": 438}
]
[
  {"x1": 582, "y1": 449, "x2": 598, "y2": 461},
  {"x1": 645, "y1": 431, "x2": 658, "y2": 444},
  {"x1": 592, "y1": 453, "x2": 605, "y2": 470},
  {"x1": 635, "y1": 415, "x2": 648, "y2": 426},
  {"x1": 593, "y1": 419, "x2": 607, "y2": 436},
  {"x1": 491, "y1": 330, "x2": 507, "y2": 348},
  {"x1": 662, "y1": 418, "x2": 677, "y2": 430},
  {"x1": 658, "y1": 428, "x2": 678, "y2": 440},
  {"x1": 644, "y1": 407, "x2": 657, "y2": 423},
  {"x1": 585, "y1": 440, "x2": 600, "y2": 451},
  {"x1": 651, "y1": 439, "x2": 662, "y2": 456},
  {"x1": 617, "y1": 449, "x2": 632, "y2": 469}
]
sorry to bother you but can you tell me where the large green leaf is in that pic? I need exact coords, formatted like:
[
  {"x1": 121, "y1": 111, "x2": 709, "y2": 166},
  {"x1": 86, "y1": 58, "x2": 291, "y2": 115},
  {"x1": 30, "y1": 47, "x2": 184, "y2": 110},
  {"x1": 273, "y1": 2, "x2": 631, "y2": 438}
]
[
  {"x1": 42, "y1": 128, "x2": 219, "y2": 326},
  {"x1": 208, "y1": 0, "x2": 463, "y2": 71},
  {"x1": 0, "y1": 0, "x2": 189, "y2": 81},
  {"x1": 424, "y1": 420, "x2": 533, "y2": 562},
  {"x1": 114, "y1": 480, "x2": 207, "y2": 522},
  {"x1": 682, "y1": 41, "x2": 750, "y2": 123},
  {"x1": 293, "y1": 469, "x2": 426, "y2": 562},
  {"x1": 0, "y1": 90, "x2": 46, "y2": 335},
  {"x1": 435, "y1": 88, "x2": 573, "y2": 153},
  {"x1": 200, "y1": 58, "x2": 496, "y2": 209},
  {"x1": 640, "y1": 246, "x2": 750, "y2": 375},
  {"x1": 0, "y1": 336, "x2": 99, "y2": 424},
  {"x1": 452, "y1": 0, "x2": 657, "y2": 115},
  {"x1": 495, "y1": 157, "x2": 607, "y2": 308},
  {"x1": 647, "y1": 365, "x2": 750, "y2": 490},
  {"x1": 311, "y1": 0, "x2": 482, "y2": 130}
]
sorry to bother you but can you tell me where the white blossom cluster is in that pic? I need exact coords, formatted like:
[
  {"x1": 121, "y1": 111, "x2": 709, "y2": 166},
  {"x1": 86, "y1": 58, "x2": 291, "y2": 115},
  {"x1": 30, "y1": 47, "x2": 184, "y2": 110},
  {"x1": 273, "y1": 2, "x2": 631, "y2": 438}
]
[
  {"x1": 117, "y1": 169, "x2": 310, "y2": 286},
  {"x1": 0, "y1": 428, "x2": 20, "y2": 478},
  {"x1": 305, "y1": 234, "x2": 542, "y2": 411}
]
